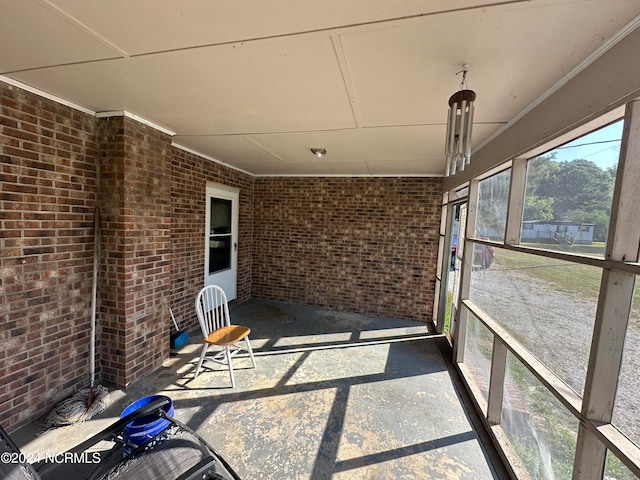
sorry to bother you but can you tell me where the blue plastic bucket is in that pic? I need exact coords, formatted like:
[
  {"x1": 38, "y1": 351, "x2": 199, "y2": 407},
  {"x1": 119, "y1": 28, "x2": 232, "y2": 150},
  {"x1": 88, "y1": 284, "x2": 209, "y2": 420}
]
[{"x1": 121, "y1": 395, "x2": 174, "y2": 455}]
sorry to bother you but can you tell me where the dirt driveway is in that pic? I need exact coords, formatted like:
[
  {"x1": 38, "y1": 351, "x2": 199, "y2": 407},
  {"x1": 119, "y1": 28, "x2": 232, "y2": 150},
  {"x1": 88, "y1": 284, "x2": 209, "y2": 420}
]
[{"x1": 466, "y1": 263, "x2": 640, "y2": 446}]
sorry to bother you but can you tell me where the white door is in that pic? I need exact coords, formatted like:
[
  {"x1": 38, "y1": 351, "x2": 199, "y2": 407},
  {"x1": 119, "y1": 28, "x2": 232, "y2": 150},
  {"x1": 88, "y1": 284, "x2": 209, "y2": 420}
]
[{"x1": 204, "y1": 185, "x2": 239, "y2": 300}]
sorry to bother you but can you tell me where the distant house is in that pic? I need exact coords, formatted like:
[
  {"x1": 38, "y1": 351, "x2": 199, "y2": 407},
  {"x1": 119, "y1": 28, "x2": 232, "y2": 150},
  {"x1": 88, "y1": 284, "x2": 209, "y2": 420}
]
[{"x1": 521, "y1": 220, "x2": 595, "y2": 245}]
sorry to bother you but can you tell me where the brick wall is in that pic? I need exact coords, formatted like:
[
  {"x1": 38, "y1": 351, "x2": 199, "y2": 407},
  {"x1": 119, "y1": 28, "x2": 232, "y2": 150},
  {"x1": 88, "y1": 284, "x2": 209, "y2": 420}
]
[
  {"x1": 0, "y1": 83, "x2": 97, "y2": 431},
  {"x1": 0, "y1": 79, "x2": 256, "y2": 430},
  {"x1": 0, "y1": 79, "x2": 441, "y2": 431},
  {"x1": 97, "y1": 116, "x2": 172, "y2": 387},
  {"x1": 168, "y1": 148, "x2": 254, "y2": 332},
  {"x1": 252, "y1": 177, "x2": 442, "y2": 321}
]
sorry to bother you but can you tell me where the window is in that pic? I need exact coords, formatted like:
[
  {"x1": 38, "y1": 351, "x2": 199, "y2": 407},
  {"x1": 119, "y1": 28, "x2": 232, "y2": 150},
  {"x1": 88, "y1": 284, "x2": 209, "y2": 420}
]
[
  {"x1": 438, "y1": 113, "x2": 640, "y2": 479},
  {"x1": 612, "y1": 278, "x2": 640, "y2": 447},
  {"x1": 469, "y1": 247, "x2": 600, "y2": 394},
  {"x1": 477, "y1": 169, "x2": 511, "y2": 241},
  {"x1": 461, "y1": 311, "x2": 493, "y2": 410},
  {"x1": 500, "y1": 352, "x2": 578, "y2": 479},
  {"x1": 521, "y1": 120, "x2": 622, "y2": 257},
  {"x1": 208, "y1": 198, "x2": 232, "y2": 274}
]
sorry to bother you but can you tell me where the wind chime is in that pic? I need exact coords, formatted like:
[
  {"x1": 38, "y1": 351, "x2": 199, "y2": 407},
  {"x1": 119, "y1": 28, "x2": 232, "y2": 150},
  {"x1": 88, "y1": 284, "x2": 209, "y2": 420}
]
[{"x1": 445, "y1": 64, "x2": 476, "y2": 176}]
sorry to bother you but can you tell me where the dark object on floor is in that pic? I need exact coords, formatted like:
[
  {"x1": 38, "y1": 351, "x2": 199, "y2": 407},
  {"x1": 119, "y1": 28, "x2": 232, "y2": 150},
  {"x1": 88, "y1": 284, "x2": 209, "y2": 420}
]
[{"x1": 1, "y1": 397, "x2": 240, "y2": 480}]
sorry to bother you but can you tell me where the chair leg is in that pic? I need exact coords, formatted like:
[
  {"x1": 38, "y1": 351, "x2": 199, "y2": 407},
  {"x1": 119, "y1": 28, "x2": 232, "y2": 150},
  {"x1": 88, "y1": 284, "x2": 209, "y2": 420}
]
[
  {"x1": 225, "y1": 346, "x2": 235, "y2": 388},
  {"x1": 245, "y1": 336, "x2": 256, "y2": 368},
  {"x1": 194, "y1": 343, "x2": 208, "y2": 379}
]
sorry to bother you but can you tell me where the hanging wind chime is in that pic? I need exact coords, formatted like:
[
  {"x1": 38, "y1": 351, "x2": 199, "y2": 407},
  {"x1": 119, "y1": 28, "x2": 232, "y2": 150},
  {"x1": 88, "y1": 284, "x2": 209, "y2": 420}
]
[{"x1": 445, "y1": 64, "x2": 476, "y2": 176}]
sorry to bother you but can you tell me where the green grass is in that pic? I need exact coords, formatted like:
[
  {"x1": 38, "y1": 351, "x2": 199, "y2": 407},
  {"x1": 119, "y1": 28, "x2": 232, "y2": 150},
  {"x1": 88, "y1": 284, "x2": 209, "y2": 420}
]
[
  {"x1": 444, "y1": 291, "x2": 452, "y2": 335},
  {"x1": 487, "y1": 243, "x2": 639, "y2": 479},
  {"x1": 497, "y1": 243, "x2": 640, "y2": 319},
  {"x1": 495, "y1": 248, "x2": 602, "y2": 298},
  {"x1": 505, "y1": 358, "x2": 576, "y2": 479},
  {"x1": 521, "y1": 241, "x2": 606, "y2": 257},
  {"x1": 605, "y1": 453, "x2": 637, "y2": 479}
]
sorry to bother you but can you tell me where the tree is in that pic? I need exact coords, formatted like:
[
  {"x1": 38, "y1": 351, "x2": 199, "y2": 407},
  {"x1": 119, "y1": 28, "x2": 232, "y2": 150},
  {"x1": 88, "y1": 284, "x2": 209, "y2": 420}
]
[
  {"x1": 525, "y1": 154, "x2": 560, "y2": 198},
  {"x1": 524, "y1": 156, "x2": 615, "y2": 242},
  {"x1": 567, "y1": 209, "x2": 610, "y2": 242},
  {"x1": 523, "y1": 195, "x2": 554, "y2": 221},
  {"x1": 551, "y1": 160, "x2": 614, "y2": 220}
]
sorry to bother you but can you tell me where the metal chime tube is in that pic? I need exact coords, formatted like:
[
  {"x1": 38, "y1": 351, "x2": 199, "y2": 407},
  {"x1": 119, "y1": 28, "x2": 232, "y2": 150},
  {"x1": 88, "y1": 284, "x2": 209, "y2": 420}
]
[
  {"x1": 445, "y1": 103, "x2": 456, "y2": 176},
  {"x1": 464, "y1": 103, "x2": 474, "y2": 166},
  {"x1": 444, "y1": 110, "x2": 452, "y2": 177},
  {"x1": 457, "y1": 99, "x2": 468, "y2": 171},
  {"x1": 444, "y1": 88, "x2": 476, "y2": 176}
]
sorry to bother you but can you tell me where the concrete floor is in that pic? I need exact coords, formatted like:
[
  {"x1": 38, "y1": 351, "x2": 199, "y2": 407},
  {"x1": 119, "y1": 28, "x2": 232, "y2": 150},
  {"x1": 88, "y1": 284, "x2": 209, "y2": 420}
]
[{"x1": 14, "y1": 299, "x2": 509, "y2": 479}]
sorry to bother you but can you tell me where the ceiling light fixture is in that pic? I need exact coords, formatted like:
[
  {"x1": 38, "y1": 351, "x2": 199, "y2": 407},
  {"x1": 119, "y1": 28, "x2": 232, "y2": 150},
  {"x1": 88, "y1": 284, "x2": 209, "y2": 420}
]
[
  {"x1": 310, "y1": 148, "x2": 327, "y2": 158},
  {"x1": 445, "y1": 64, "x2": 476, "y2": 176}
]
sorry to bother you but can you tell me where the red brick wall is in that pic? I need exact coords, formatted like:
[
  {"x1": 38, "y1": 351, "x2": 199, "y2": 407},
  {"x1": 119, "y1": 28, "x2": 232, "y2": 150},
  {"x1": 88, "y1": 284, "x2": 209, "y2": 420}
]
[
  {"x1": 0, "y1": 78, "x2": 441, "y2": 431},
  {"x1": 96, "y1": 116, "x2": 172, "y2": 387},
  {"x1": 252, "y1": 177, "x2": 442, "y2": 321},
  {"x1": 0, "y1": 83, "x2": 97, "y2": 431},
  {"x1": 168, "y1": 148, "x2": 254, "y2": 332},
  {"x1": 0, "y1": 80, "x2": 256, "y2": 430}
]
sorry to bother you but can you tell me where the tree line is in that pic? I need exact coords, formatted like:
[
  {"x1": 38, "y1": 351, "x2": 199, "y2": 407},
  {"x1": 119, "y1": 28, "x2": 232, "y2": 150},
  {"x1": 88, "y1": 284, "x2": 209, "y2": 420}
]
[
  {"x1": 524, "y1": 155, "x2": 615, "y2": 242},
  {"x1": 476, "y1": 156, "x2": 616, "y2": 242}
]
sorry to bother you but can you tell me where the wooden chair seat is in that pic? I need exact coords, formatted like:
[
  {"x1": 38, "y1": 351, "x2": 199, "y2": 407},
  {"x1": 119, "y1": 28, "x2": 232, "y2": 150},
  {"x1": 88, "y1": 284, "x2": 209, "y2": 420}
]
[{"x1": 204, "y1": 325, "x2": 250, "y2": 346}]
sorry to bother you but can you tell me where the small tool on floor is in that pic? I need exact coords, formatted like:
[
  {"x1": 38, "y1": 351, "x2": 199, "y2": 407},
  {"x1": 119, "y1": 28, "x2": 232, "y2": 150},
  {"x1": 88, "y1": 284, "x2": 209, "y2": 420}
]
[{"x1": 170, "y1": 305, "x2": 189, "y2": 349}]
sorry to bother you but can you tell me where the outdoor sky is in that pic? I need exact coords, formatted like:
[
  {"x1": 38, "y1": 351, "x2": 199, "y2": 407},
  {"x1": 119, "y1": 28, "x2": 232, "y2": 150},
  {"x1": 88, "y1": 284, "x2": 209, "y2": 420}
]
[{"x1": 550, "y1": 119, "x2": 623, "y2": 170}]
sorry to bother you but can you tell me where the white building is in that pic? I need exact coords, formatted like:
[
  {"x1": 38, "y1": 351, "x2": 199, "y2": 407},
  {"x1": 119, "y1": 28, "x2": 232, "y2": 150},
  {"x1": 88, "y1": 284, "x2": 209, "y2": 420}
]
[{"x1": 520, "y1": 220, "x2": 595, "y2": 244}]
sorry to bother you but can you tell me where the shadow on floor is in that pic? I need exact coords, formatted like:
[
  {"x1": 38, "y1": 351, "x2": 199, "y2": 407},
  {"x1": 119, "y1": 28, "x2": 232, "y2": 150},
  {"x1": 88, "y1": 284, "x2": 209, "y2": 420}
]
[{"x1": 15, "y1": 299, "x2": 509, "y2": 479}]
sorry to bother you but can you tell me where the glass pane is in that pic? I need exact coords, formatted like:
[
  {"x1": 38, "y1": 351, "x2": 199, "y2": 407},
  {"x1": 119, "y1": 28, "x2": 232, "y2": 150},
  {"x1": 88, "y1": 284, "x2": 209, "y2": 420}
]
[
  {"x1": 209, "y1": 236, "x2": 231, "y2": 274},
  {"x1": 210, "y1": 198, "x2": 232, "y2": 235},
  {"x1": 469, "y1": 245, "x2": 600, "y2": 395},
  {"x1": 454, "y1": 186, "x2": 469, "y2": 199},
  {"x1": 463, "y1": 310, "x2": 493, "y2": 407},
  {"x1": 447, "y1": 203, "x2": 466, "y2": 337},
  {"x1": 472, "y1": 241, "x2": 496, "y2": 270},
  {"x1": 500, "y1": 352, "x2": 578, "y2": 480},
  {"x1": 605, "y1": 450, "x2": 639, "y2": 480},
  {"x1": 477, "y1": 169, "x2": 511, "y2": 242},
  {"x1": 612, "y1": 275, "x2": 640, "y2": 447},
  {"x1": 521, "y1": 120, "x2": 622, "y2": 258}
]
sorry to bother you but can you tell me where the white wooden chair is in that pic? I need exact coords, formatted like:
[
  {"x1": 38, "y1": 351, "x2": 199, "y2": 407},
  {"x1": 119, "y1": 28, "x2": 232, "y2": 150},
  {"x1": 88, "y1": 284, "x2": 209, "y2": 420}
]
[{"x1": 194, "y1": 285, "x2": 256, "y2": 387}]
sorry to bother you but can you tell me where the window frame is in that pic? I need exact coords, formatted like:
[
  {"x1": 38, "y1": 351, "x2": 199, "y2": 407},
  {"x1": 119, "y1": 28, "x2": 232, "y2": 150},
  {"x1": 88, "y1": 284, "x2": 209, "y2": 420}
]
[{"x1": 436, "y1": 100, "x2": 640, "y2": 478}]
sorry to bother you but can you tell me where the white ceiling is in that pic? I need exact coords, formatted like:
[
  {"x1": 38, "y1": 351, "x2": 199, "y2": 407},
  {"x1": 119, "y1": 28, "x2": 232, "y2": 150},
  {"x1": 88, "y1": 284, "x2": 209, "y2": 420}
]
[{"x1": 1, "y1": 0, "x2": 638, "y2": 176}]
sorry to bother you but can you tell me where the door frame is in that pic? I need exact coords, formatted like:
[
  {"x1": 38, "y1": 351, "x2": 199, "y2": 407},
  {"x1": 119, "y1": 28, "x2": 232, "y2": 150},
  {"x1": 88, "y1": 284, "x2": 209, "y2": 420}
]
[
  {"x1": 437, "y1": 197, "x2": 467, "y2": 340},
  {"x1": 204, "y1": 183, "x2": 239, "y2": 300}
]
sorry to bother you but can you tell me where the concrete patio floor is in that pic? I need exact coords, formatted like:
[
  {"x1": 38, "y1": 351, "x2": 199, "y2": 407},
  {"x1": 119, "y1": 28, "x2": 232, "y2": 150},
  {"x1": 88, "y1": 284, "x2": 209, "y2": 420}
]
[{"x1": 14, "y1": 299, "x2": 509, "y2": 479}]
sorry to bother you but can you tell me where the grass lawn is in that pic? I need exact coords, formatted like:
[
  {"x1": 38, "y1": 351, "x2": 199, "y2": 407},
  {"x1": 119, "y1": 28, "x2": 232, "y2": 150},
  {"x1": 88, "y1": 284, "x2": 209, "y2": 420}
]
[
  {"x1": 496, "y1": 246, "x2": 602, "y2": 297},
  {"x1": 470, "y1": 242, "x2": 639, "y2": 479},
  {"x1": 497, "y1": 242, "x2": 640, "y2": 316}
]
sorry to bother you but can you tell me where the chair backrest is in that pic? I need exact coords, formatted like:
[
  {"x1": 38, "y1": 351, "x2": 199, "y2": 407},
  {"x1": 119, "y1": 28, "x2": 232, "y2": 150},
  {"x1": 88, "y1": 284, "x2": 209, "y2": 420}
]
[{"x1": 195, "y1": 285, "x2": 231, "y2": 336}]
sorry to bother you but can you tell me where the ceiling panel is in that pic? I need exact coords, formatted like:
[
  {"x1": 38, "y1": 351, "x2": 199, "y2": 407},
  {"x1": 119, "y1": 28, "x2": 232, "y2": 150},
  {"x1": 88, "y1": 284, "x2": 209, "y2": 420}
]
[
  {"x1": 1, "y1": 0, "x2": 638, "y2": 176},
  {"x1": 0, "y1": 0, "x2": 122, "y2": 72},
  {"x1": 174, "y1": 123, "x2": 499, "y2": 176},
  {"x1": 48, "y1": 0, "x2": 498, "y2": 55},
  {"x1": 12, "y1": 35, "x2": 356, "y2": 135},
  {"x1": 366, "y1": 159, "x2": 442, "y2": 176},
  {"x1": 173, "y1": 135, "x2": 285, "y2": 167},
  {"x1": 342, "y1": 0, "x2": 640, "y2": 128},
  {"x1": 246, "y1": 159, "x2": 372, "y2": 176},
  {"x1": 247, "y1": 125, "x2": 500, "y2": 163}
]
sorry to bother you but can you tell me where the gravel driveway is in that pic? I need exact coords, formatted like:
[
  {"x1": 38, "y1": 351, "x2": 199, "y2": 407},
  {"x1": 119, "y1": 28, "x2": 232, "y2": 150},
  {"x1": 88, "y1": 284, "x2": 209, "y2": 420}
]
[{"x1": 466, "y1": 262, "x2": 640, "y2": 449}]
